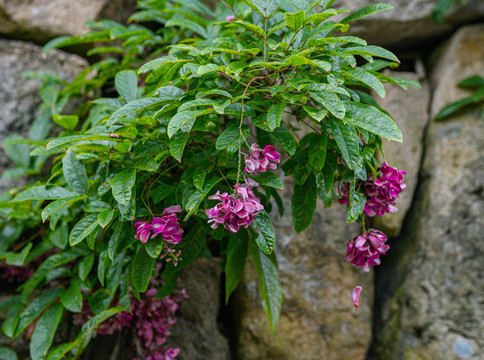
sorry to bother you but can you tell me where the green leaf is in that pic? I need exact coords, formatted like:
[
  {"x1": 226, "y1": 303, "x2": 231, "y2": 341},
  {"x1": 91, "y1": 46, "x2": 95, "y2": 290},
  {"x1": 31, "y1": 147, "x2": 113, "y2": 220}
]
[
  {"x1": 224, "y1": 231, "x2": 249, "y2": 304},
  {"x1": 285, "y1": 10, "x2": 305, "y2": 31},
  {"x1": 2, "y1": 135, "x2": 30, "y2": 168},
  {"x1": 253, "y1": 209, "x2": 276, "y2": 254},
  {"x1": 69, "y1": 214, "x2": 99, "y2": 246},
  {"x1": 78, "y1": 253, "x2": 95, "y2": 281},
  {"x1": 13, "y1": 186, "x2": 73, "y2": 201},
  {"x1": 115, "y1": 70, "x2": 138, "y2": 102},
  {"x1": 343, "y1": 68, "x2": 385, "y2": 98},
  {"x1": 232, "y1": 20, "x2": 265, "y2": 37},
  {"x1": 106, "y1": 97, "x2": 168, "y2": 127},
  {"x1": 145, "y1": 237, "x2": 164, "y2": 258},
  {"x1": 272, "y1": 126, "x2": 296, "y2": 156},
  {"x1": 0, "y1": 347, "x2": 18, "y2": 360},
  {"x1": 88, "y1": 290, "x2": 111, "y2": 314},
  {"x1": 242, "y1": 0, "x2": 284, "y2": 17},
  {"x1": 168, "y1": 109, "x2": 214, "y2": 138},
  {"x1": 303, "y1": 106, "x2": 327, "y2": 121},
  {"x1": 22, "y1": 252, "x2": 79, "y2": 299},
  {"x1": 5, "y1": 243, "x2": 32, "y2": 266},
  {"x1": 341, "y1": 3, "x2": 393, "y2": 24},
  {"x1": 249, "y1": 240, "x2": 283, "y2": 333},
  {"x1": 346, "y1": 186, "x2": 366, "y2": 223},
  {"x1": 193, "y1": 161, "x2": 213, "y2": 190},
  {"x1": 16, "y1": 288, "x2": 63, "y2": 338},
  {"x1": 434, "y1": 88, "x2": 484, "y2": 121},
  {"x1": 46, "y1": 135, "x2": 114, "y2": 150},
  {"x1": 216, "y1": 125, "x2": 250, "y2": 154},
  {"x1": 2, "y1": 303, "x2": 22, "y2": 338},
  {"x1": 345, "y1": 102, "x2": 402, "y2": 142},
  {"x1": 165, "y1": 18, "x2": 208, "y2": 38},
  {"x1": 98, "y1": 209, "x2": 114, "y2": 228},
  {"x1": 328, "y1": 118, "x2": 360, "y2": 170},
  {"x1": 41, "y1": 195, "x2": 87, "y2": 222},
  {"x1": 251, "y1": 172, "x2": 283, "y2": 189},
  {"x1": 98, "y1": 251, "x2": 110, "y2": 286},
  {"x1": 61, "y1": 279, "x2": 82, "y2": 313},
  {"x1": 310, "y1": 90, "x2": 345, "y2": 119},
  {"x1": 291, "y1": 174, "x2": 318, "y2": 233},
  {"x1": 30, "y1": 303, "x2": 63, "y2": 360},
  {"x1": 131, "y1": 246, "x2": 155, "y2": 293},
  {"x1": 184, "y1": 177, "x2": 222, "y2": 220},
  {"x1": 62, "y1": 150, "x2": 88, "y2": 195},
  {"x1": 170, "y1": 132, "x2": 190, "y2": 162},
  {"x1": 111, "y1": 169, "x2": 136, "y2": 206},
  {"x1": 52, "y1": 114, "x2": 79, "y2": 130},
  {"x1": 308, "y1": 134, "x2": 327, "y2": 171},
  {"x1": 153, "y1": 184, "x2": 175, "y2": 204},
  {"x1": 267, "y1": 102, "x2": 286, "y2": 131},
  {"x1": 341, "y1": 45, "x2": 399, "y2": 63}
]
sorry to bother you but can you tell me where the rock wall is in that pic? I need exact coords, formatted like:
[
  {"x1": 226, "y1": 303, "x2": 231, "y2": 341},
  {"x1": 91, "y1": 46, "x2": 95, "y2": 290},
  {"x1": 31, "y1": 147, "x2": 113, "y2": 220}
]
[{"x1": 1, "y1": 1, "x2": 484, "y2": 360}]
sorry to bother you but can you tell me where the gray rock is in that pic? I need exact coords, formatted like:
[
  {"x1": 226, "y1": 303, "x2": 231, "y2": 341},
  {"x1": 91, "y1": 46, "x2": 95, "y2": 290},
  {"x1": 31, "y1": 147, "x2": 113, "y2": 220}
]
[
  {"x1": 333, "y1": 0, "x2": 484, "y2": 48},
  {"x1": 170, "y1": 258, "x2": 231, "y2": 360},
  {"x1": 0, "y1": 0, "x2": 136, "y2": 43},
  {"x1": 236, "y1": 178, "x2": 373, "y2": 360},
  {"x1": 0, "y1": 39, "x2": 88, "y2": 192},
  {"x1": 374, "y1": 71, "x2": 431, "y2": 237},
  {"x1": 370, "y1": 24, "x2": 484, "y2": 360}
]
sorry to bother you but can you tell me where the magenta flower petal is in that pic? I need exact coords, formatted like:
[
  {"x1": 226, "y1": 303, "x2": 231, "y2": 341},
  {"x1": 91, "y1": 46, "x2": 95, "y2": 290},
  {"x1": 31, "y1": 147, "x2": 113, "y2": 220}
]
[
  {"x1": 352, "y1": 286, "x2": 362, "y2": 308},
  {"x1": 345, "y1": 229, "x2": 389, "y2": 271}
]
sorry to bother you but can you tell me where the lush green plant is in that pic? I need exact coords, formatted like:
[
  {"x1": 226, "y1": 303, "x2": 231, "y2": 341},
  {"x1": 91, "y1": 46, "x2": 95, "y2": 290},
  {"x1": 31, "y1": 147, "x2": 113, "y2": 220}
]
[
  {"x1": 0, "y1": 0, "x2": 419, "y2": 358},
  {"x1": 434, "y1": 75, "x2": 484, "y2": 120}
]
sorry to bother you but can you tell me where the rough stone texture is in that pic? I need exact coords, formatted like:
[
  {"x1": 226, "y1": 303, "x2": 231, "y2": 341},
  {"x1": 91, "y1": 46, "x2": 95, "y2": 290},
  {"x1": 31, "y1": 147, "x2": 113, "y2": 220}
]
[
  {"x1": 0, "y1": 0, "x2": 136, "y2": 43},
  {"x1": 333, "y1": 0, "x2": 484, "y2": 48},
  {"x1": 236, "y1": 178, "x2": 373, "y2": 360},
  {"x1": 170, "y1": 258, "x2": 231, "y2": 360},
  {"x1": 370, "y1": 24, "x2": 484, "y2": 360},
  {"x1": 0, "y1": 39, "x2": 88, "y2": 192},
  {"x1": 373, "y1": 71, "x2": 431, "y2": 237}
]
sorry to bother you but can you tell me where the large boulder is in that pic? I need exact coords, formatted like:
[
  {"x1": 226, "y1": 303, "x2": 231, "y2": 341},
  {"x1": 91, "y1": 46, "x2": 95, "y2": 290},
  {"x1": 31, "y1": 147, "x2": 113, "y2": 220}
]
[
  {"x1": 370, "y1": 24, "x2": 484, "y2": 360},
  {"x1": 170, "y1": 258, "x2": 231, "y2": 360},
  {"x1": 0, "y1": 0, "x2": 136, "y2": 43},
  {"x1": 236, "y1": 178, "x2": 373, "y2": 360},
  {"x1": 374, "y1": 71, "x2": 431, "y2": 237},
  {"x1": 0, "y1": 39, "x2": 88, "y2": 192},
  {"x1": 333, "y1": 0, "x2": 484, "y2": 48}
]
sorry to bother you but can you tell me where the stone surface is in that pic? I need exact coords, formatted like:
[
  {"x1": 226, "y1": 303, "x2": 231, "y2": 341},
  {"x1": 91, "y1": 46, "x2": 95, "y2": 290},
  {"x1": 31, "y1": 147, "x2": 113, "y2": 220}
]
[
  {"x1": 236, "y1": 178, "x2": 373, "y2": 360},
  {"x1": 370, "y1": 24, "x2": 484, "y2": 360},
  {"x1": 0, "y1": 39, "x2": 88, "y2": 192},
  {"x1": 373, "y1": 71, "x2": 431, "y2": 237},
  {"x1": 0, "y1": 0, "x2": 136, "y2": 43},
  {"x1": 333, "y1": 0, "x2": 484, "y2": 48},
  {"x1": 170, "y1": 258, "x2": 231, "y2": 360}
]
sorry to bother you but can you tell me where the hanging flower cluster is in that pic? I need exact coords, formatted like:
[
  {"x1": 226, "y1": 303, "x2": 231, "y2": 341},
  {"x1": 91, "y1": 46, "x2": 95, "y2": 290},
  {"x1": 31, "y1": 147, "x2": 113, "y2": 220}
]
[
  {"x1": 339, "y1": 162, "x2": 406, "y2": 217},
  {"x1": 73, "y1": 281, "x2": 187, "y2": 360},
  {"x1": 345, "y1": 229, "x2": 389, "y2": 272},
  {"x1": 205, "y1": 178, "x2": 264, "y2": 233},
  {"x1": 135, "y1": 206, "x2": 184, "y2": 244},
  {"x1": 244, "y1": 144, "x2": 281, "y2": 177},
  {"x1": 205, "y1": 143, "x2": 280, "y2": 233}
]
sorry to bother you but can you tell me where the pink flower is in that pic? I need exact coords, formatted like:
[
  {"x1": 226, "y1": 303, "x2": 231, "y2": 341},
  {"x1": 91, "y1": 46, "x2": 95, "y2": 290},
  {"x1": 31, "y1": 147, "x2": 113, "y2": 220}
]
[
  {"x1": 339, "y1": 162, "x2": 406, "y2": 217},
  {"x1": 345, "y1": 229, "x2": 389, "y2": 272},
  {"x1": 205, "y1": 179, "x2": 263, "y2": 233},
  {"x1": 352, "y1": 286, "x2": 362, "y2": 308},
  {"x1": 135, "y1": 206, "x2": 184, "y2": 245},
  {"x1": 244, "y1": 144, "x2": 280, "y2": 177},
  {"x1": 226, "y1": 15, "x2": 235, "y2": 21},
  {"x1": 152, "y1": 214, "x2": 184, "y2": 245},
  {"x1": 135, "y1": 221, "x2": 153, "y2": 243}
]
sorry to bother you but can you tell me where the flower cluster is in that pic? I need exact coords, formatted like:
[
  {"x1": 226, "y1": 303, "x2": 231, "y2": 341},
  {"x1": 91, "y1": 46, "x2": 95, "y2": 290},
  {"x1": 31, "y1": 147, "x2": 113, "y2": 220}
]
[
  {"x1": 73, "y1": 287, "x2": 187, "y2": 360},
  {"x1": 244, "y1": 144, "x2": 281, "y2": 177},
  {"x1": 135, "y1": 206, "x2": 184, "y2": 244},
  {"x1": 205, "y1": 178, "x2": 264, "y2": 233},
  {"x1": 339, "y1": 162, "x2": 406, "y2": 217},
  {"x1": 345, "y1": 229, "x2": 389, "y2": 272}
]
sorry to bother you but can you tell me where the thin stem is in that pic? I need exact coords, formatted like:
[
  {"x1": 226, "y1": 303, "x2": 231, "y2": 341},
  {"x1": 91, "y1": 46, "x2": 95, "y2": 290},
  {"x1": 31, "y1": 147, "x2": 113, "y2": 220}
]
[{"x1": 361, "y1": 216, "x2": 366, "y2": 233}]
